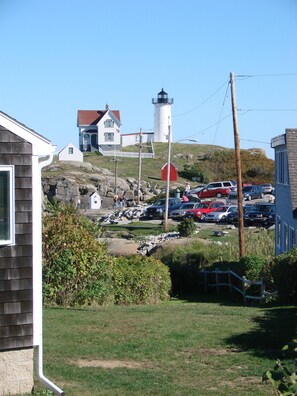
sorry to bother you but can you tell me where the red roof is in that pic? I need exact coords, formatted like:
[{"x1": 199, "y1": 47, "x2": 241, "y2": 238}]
[{"x1": 77, "y1": 110, "x2": 121, "y2": 126}]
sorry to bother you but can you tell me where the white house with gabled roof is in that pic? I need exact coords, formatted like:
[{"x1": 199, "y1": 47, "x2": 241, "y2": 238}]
[
  {"x1": 77, "y1": 105, "x2": 121, "y2": 153},
  {"x1": 58, "y1": 142, "x2": 83, "y2": 162}
]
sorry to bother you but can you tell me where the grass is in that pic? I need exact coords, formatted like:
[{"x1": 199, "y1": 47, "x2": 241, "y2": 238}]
[
  {"x1": 47, "y1": 144, "x2": 196, "y2": 186},
  {"x1": 100, "y1": 221, "x2": 178, "y2": 239},
  {"x1": 33, "y1": 296, "x2": 297, "y2": 396},
  {"x1": 100, "y1": 220, "x2": 275, "y2": 261}
]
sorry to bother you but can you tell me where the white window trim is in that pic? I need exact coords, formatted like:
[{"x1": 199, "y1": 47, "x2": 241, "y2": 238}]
[
  {"x1": 0, "y1": 165, "x2": 15, "y2": 245},
  {"x1": 289, "y1": 226, "x2": 296, "y2": 250},
  {"x1": 276, "y1": 215, "x2": 281, "y2": 248}
]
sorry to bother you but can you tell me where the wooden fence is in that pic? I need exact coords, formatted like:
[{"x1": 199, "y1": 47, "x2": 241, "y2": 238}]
[{"x1": 200, "y1": 269, "x2": 276, "y2": 303}]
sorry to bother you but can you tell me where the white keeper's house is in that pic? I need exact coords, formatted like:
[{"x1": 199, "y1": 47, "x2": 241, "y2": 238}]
[{"x1": 77, "y1": 105, "x2": 121, "y2": 153}]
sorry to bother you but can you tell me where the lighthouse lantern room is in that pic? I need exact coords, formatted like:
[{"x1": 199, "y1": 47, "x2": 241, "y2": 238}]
[{"x1": 152, "y1": 89, "x2": 173, "y2": 143}]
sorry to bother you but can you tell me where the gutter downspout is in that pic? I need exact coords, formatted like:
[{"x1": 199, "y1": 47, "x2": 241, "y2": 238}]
[{"x1": 33, "y1": 152, "x2": 64, "y2": 395}]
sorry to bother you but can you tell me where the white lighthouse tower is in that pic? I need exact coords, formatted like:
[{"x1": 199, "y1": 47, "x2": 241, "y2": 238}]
[{"x1": 152, "y1": 88, "x2": 174, "y2": 143}]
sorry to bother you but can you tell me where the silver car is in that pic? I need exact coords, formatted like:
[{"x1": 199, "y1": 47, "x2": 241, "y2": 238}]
[
  {"x1": 170, "y1": 202, "x2": 202, "y2": 220},
  {"x1": 205, "y1": 205, "x2": 238, "y2": 223}
]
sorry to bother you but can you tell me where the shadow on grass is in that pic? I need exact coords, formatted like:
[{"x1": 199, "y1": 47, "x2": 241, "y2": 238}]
[
  {"x1": 225, "y1": 305, "x2": 297, "y2": 358},
  {"x1": 176, "y1": 292, "x2": 297, "y2": 359}
]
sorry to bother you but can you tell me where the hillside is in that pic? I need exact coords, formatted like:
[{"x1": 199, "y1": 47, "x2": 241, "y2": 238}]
[
  {"x1": 42, "y1": 143, "x2": 274, "y2": 207},
  {"x1": 48, "y1": 143, "x2": 274, "y2": 184}
]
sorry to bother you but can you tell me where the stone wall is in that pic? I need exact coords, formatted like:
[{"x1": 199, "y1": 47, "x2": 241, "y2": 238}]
[{"x1": 0, "y1": 348, "x2": 34, "y2": 395}]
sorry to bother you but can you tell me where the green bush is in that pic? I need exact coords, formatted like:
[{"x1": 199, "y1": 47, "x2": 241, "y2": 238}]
[
  {"x1": 272, "y1": 248, "x2": 297, "y2": 303},
  {"x1": 263, "y1": 341, "x2": 297, "y2": 395},
  {"x1": 43, "y1": 203, "x2": 115, "y2": 306},
  {"x1": 155, "y1": 242, "x2": 214, "y2": 295},
  {"x1": 240, "y1": 255, "x2": 266, "y2": 281},
  {"x1": 177, "y1": 218, "x2": 196, "y2": 237},
  {"x1": 113, "y1": 255, "x2": 171, "y2": 304}
]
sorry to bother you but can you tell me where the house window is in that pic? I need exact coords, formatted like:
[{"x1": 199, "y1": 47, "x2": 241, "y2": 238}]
[
  {"x1": 276, "y1": 150, "x2": 288, "y2": 185},
  {"x1": 68, "y1": 147, "x2": 74, "y2": 154},
  {"x1": 0, "y1": 166, "x2": 14, "y2": 245},
  {"x1": 104, "y1": 133, "x2": 114, "y2": 142},
  {"x1": 283, "y1": 223, "x2": 288, "y2": 252},
  {"x1": 276, "y1": 215, "x2": 281, "y2": 248},
  {"x1": 289, "y1": 227, "x2": 296, "y2": 250},
  {"x1": 104, "y1": 119, "x2": 114, "y2": 128}
]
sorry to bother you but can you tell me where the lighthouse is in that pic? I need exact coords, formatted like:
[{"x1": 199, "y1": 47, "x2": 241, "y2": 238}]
[{"x1": 152, "y1": 88, "x2": 174, "y2": 143}]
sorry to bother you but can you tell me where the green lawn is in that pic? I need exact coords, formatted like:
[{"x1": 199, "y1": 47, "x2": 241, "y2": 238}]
[{"x1": 36, "y1": 297, "x2": 297, "y2": 395}]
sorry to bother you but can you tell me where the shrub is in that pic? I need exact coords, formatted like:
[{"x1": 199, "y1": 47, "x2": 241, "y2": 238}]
[
  {"x1": 240, "y1": 255, "x2": 266, "y2": 281},
  {"x1": 43, "y1": 203, "x2": 115, "y2": 306},
  {"x1": 271, "y1": 248, "x2": 297, "y2": 303},
  {"x1": 113, "y1": 255, "x2": 171, "y2": 304},
  {"x1": 177, "y1": 218, "x2": 196, "y2": 237},
  {"x1": 155, "y1": 242, "x2": 214, "y2": 295},
  {"x1": 263, "y1": 341, "x2": 297, "y2": 395}
]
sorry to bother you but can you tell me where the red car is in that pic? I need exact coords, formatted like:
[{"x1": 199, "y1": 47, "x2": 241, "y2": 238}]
[
  {"x1": 185, "y1": 201, "x2": 225, "y2": 221},
  {"x1": 197, "y1": 187, "x2": 230, "y2": 199}
]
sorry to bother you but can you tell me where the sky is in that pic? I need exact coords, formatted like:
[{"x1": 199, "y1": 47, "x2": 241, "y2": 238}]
[{"x1": 0, "y1": 0, "x2": 296, "y2": 159}]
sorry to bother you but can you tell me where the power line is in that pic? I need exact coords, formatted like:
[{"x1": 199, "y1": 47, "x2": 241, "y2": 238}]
[
  {"x1": 236, "y1": 73, "x2": 297, "y2": 78},
  {"x1": 238, "y1": 108, "x2": 297, "y2": 112},
  {"x1": 212, "y1": 81, "x2": 230, "y2": 144},
  {"x1": 176, "y1": 113, "x2": 232, "y2": 142},
  {"x1": 241, "y1": 138, "x2": 270, "y2": 145},
  {"x1": 173, "y1": 80, "x2": 229, "y2": 117}
]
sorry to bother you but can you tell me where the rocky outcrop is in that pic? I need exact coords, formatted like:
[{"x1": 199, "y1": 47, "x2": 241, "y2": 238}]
[{"x1": 42, "y1": 161, "x2": 162, "y2": 209}]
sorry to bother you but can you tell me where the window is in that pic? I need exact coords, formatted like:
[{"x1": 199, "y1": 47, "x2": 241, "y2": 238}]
[
  {"x1": 104, "y1": 133, "x2": 114, "y2": 142},
  {"x1": 68, "y1": 147, "x2": 74, "y2": 155},
  {"x1": 104, "y1": 119, "x2": 114, "y2": 128},
  {"x1": 276, "y1": 149, "x2": 289, "y2": 185},
  {"x1": 0, "y1": 166, "x2": 14, "y2": 245},
  {"x1": 276, "y1": 215, "x2": 281, "y2": 247},
  {"x1": 283, "y1": 223, "x2": 288, "y2": 252},
  {"x1": 289, "y1": 227, "x2": 296, "y2": 250}
]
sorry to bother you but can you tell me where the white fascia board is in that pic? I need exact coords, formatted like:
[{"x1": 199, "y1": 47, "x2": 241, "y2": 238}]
[
  {"x1": 108, "y1": 110, "x2": 121, "y2": 127},
  {"x1": 0, "y1": 112, "x2": 54, "y2": 155}
]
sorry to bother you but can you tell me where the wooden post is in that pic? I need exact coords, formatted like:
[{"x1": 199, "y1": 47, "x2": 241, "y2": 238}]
[
  {"x1": 114, "y1": 158, "x2": 119, "y2": 195},
  {"x1": 230, "y1": 72, "x2": 245, "y2": 258},
  {"x1": 204, "y1": 270, "x2": 208, "y2": 292},
  {"x1": 137, "y1": 128, "x2": 142, "y2": 205},
  {"x1": 164, "y1": 120, "x2": 171, "y2": 232},
  {"x1": 242, "y1": 276, "x2": 247, "y2": 304},
  {"x1": 215, "y1": 269, "x2": 219, "y2": 293},
  {"x1": 228, "y1": 270, "x2": 232, "y2": 294}
]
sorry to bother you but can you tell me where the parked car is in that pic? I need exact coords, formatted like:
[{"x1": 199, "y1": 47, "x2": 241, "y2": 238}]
[
  {"x1": 188, "y1": 184, "x2": 207, "y2": 194},
  {"x1": 242, "y1": 185, "x2": 264, "y2": 201},
  {"x1": 260, "y1": 183, "x2": 274, "y2": 194},
  {"x1": 185, "y1": 201, "x2": 225, "y2": 221},
  {"x1": 197, "y1": 186, "x2": 231, "y2": 199},
  {"x1": 140, "y1": 197, "x2": 182, "y2": 219},
  {"x1": 205, "y1": 205, "x2": 238, "y2": 223},
  {"x1": 170, "y1": 202, "x2": 202, "y2": 220},
  {"x1": 226, "y1": 205, "x2": 256, "y2": 225},
  {"x1": 244, "y1": 203, "x2": 275, "y2": 227},
  {"x1": 227, "y1": 185, "x2": 264, "y2": 203},
  {"x1": 202, "y1": 180, "x2": 237, "y2": 191}
]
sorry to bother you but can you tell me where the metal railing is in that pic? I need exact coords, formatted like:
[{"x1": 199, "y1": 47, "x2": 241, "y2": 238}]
[
  {"x1": 200, "y1": 268, "x2": 276, "y2": 303},
  {"x1": 98, "y1": 143, "x2": 155, "y2": 158}
]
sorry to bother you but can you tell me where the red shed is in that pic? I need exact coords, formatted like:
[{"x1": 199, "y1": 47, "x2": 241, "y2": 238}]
[{"x1": 161, "y1": 162, "x2": 178, "y2": 182}]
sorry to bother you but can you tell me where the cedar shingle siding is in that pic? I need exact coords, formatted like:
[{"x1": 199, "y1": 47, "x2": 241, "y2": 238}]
[{"x1": 0, "y1": 126, "x2": 33, "y2": 350}]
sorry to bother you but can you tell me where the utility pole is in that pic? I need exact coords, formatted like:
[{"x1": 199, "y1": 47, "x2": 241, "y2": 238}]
[
  {"x1": 137, "y1": 128, "x2": 142, "y2": 205},
  {"x1": 110, "y1": 158, "x2": 121, "y2": 195},
  {"x1": 164, "y1": 118, "x2": 171, "y2": 232},
  {"x1": 230, "y1": 72, "x2": 245, "y2": 258}
]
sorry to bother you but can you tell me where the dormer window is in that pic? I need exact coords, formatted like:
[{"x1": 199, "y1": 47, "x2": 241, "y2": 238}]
[
  {"x1": 0, "y1": 166, "x2": 15, "y2": 245},
  {"x1": 104, "y1": 119, "x2": 114, "y2": 128}
]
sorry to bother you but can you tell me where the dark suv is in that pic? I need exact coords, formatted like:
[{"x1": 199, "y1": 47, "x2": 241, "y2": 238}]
[
  {"x1": 244, "y1": 203, "x2": 275, "y2": 227},
  {"x1": 141, "y1": 198, "x2": 182, "y2": 219}
]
